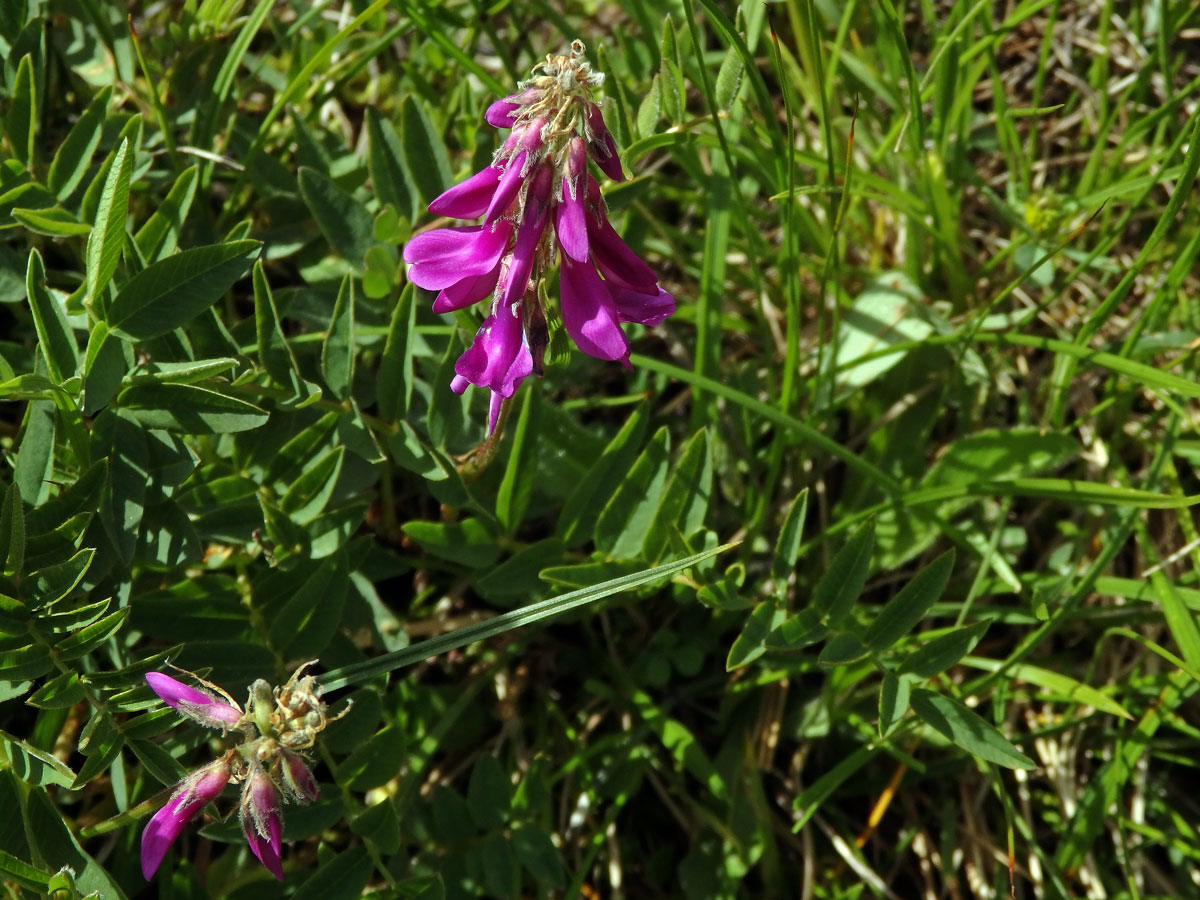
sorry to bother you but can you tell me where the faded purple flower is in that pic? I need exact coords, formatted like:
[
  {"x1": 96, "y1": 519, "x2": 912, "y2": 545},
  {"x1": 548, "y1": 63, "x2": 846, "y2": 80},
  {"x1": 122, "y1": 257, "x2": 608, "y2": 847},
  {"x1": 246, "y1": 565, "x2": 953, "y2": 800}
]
[
  {"x1": 145, "y1": 672, "x2": 243, "y2": 731},
  {"x1": 402, "y1": 40, "x2": 675, "y2": 431},
  {"x1": 141, "y1": 760, "x2": 231, "y2": 879},
  {"x1": 240, "y1": 763, "x2": 284, "y2": 880}
]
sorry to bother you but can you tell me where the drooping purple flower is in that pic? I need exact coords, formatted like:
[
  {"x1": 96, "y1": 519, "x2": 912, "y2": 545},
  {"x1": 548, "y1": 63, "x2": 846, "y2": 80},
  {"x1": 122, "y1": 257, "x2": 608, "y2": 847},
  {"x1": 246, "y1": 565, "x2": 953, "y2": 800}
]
[
  {"x1": 240, "y1": 763, "x2": 284, "y2": 880},
  {"x1": 146, "y1": 672, "x2": 243, "y2": 731},
  {"x1": 141, "y1": 760, "x2": 231, "y2": 879},
  {"x1": 400, "y1": 40, "x2": 675, "y2": 431}
]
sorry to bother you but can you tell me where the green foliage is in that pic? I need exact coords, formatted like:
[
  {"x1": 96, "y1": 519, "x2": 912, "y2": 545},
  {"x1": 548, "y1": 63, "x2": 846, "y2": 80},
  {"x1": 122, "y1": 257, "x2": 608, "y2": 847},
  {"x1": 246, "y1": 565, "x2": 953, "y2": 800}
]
[{"x1": 1, "y1": 2, "x2": 1199, "y2": 899}]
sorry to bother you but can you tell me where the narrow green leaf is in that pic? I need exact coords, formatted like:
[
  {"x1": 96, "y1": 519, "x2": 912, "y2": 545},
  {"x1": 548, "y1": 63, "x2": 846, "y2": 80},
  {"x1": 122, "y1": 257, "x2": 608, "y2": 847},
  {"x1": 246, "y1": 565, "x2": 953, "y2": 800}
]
[
  {"x1": 298, "y1": 167, "x2": 374, "y2": 269},
  {"x1": 595, "y1": 427, "x2": 671, "y2": 558},
  {"x1": 0, "y1": 730, "x2": 76, "y2": 788},
  {"x1": 772, "y1": 488, "x2": 809, "y2": 585},
  {"x1": 960, "y1": 657, "x2": 1132, "y2": 720},
  {"x1": 558, "y1": 403, "x2": 649, "y2": 547},
  {"x1": 133, "y1": 165, "x2": 198, "y2": 261},
  {"x1": 0, "y1": 848, "x2": 50, "y2": 889},
  {"x1": 291, "y1": 847, "x2": 371, "y2": 900},
  {"x1": 6, "y1": 54, "x2": 35, "y2": 168},
  {"x1": 53, "y1": 608, "x2": 128, "y2": 661},
  {"x1": 126, "y1": 358, "x2": 238, "y2": 386},
  {"x1": 0, "y1": 644, "x2": 53, "y2": 681},
  {"x1": 100, "y1": 412, "x2": 147, "y2": 563},
  {"x1": 400, "y1": 96, "x2": 452, "y2": 205},
  {"x1": 714, "y1": 46, "x2": 745, "y2": 111},
  {"x1": 116, "y1": 383, "x2": 268, "y2": 433},
  {"x1": 377, "y1": 284, "x2": 415, "y2": 421},
  {"x1": 402, "y1": 518, "x2": 501, "y2": 568},
  {"x1": 106, "y1": 240, "x2": 261, "y2": 341},
  {"x1": 862, "y1": 550, "x2": 955, "y2": 652},
  {"x1": 1141, "y1": 527, "x2": 1200, "y2": 675},
  {"x1": 269, "y1": 554, "x2": 349, "y2": 658},
  {"x1": 334, "y1": 729, "x2": 405, "y2": 793},
  {"x1": 252, "y1": 260, "x2": 302, "y2": 389},
  {"x1": 321, "y1": 273, "x2": 355, "y2": 399},
  {"x1": 637, "y1": 74, "x2": 662, "y2": 137},
  {"x1": 27, "y1": 671, "x2": 85, "y2": 709},
  {"x1": 48, "y1": 84, "x2": 111, "y2": 200},
  {"x1": 12, "y1": 206, "x2": 90, "y2": 236},
  {"x1": 320, "y1": 541, "x2": 738, "y2": 691},
  {"x1": 879, "y1": 672, "x2": 911, "y2": 737},
  {"x1": 642, "y1": 428, "x2": 712, "y2": 563},
  {"x1": 280, "y1": 446, "x2": 345, "y2": 525},
  {"x1": 726, "y1": 598, "x2": 785, "y2": 670},
  {"x1": 899, "y1": 619, "x2": 991, "y2": 678},
  {"x1": 13, "y1": 399, "x2": 55, "y2": 506},
  {"x1": 0, "y1": 483, "x2": 23, "y2": 577},
  {"x1": 811, "y1": 519, "x2": 875, "y2": 627},
  {"x1": 25, "y1": 249, "x2": 79, "y2": 384},
  {"x1": 31, "y1": 548, "x2": 94, "y2": 606},
  {"x1": 496, "y1": 388, "x2": 539, "y2": 533},
  {"x1": 81, "y1": 321, "x2": 128, "y2": 415},
  {"x1": 910, "y1": 688, "x2": 1034, "y2": 770},
  {"x1": 818, "y1": 632, "x2": 868, "y2": 665},
  {"x1": 467, "y1": 754, "x2": 512, "y2": 830},
  {"x1": 85, "y1": 137, "x2": 132, "y2": 308},
  {"x1": 25, "y1": 786, "x2": 130, "y2": 897},
  {"x1": 366, "y1": 107, "x2": 416, "y2": 221}
]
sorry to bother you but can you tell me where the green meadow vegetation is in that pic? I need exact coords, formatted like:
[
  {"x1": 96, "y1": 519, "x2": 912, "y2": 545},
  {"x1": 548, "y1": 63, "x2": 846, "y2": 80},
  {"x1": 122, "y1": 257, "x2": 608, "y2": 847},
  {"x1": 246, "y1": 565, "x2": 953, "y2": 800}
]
[{"x1": 2, "y1": 0, "x2": 1200, "y2": 897}]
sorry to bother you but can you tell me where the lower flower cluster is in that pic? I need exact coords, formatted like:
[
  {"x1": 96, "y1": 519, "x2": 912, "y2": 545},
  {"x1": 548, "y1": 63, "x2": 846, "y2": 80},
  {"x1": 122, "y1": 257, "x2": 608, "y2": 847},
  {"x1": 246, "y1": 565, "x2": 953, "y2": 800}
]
[{"x1": 140, "y1": 665, "x2": 341, "y2": 881}]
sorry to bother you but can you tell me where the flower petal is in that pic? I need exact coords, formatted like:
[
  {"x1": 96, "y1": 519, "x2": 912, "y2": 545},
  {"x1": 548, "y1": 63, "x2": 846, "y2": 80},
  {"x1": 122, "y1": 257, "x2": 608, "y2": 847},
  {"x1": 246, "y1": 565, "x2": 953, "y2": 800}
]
[
  {"x1": 427, "y1": 165, "x2": 501, "y2": 219},
  {"x1": 404, "y1": 223, "x2": 512, "y2": 291},
  {"x1": 588, "y1": 216, "x2": 659, "y2": 292},
  {"x1": 610, "y1": 284, "x2": 676, "y2": 326},
  {"x1": 560, "y1": 257, "x2": 629, "y2": 363},
  {"x1": 556, "y1": 180, "x2": 588, "y2": 263},
  {"x1": 499, "y1": 164, "x2": 553, "y2": 308},
  {"x1": 142, "y1": 762, "x2": 230, "y2": 879},
  {"x1": 484, "y1": 150, "x2": 527, "y2": 224},
  {"x1": 241, "y1": 767, "x2": 284, "y2": 880},
  {"x1": 586, "y1": 104, "x2": 624, "y2": 181},
  {"x1": 454, "y1": 296, "x2": 533, "y2": 398},
  {"x1": 556, "y1": 141, "x2": 589, "y2": 262},
  {"x1": 243, "y1": 814, "x2": 284, "y2": 880},
  {"x1": 485, "y1": 99, "x2": 520, "y2": 128},
  {"x1": 583, "y1": 180, "x2": 657, "y2": 292},
  {"x1": 146, "y1": 672, "x2": 242, "y2": 729},
  {"x1": 488, "y1": 390, "x2": 505, "y2": 434},
  {"x1": 432, "y1": 261, "x2": 502, "y2": 314}
]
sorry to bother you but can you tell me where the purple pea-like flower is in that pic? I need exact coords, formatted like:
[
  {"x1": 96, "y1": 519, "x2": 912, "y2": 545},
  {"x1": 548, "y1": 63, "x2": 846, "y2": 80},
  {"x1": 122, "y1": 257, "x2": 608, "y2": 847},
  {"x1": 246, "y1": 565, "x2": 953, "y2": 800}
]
[
  {"x1": 146, "y1": 672, "x2": 243, "y2": 731},
  {"x1": 240, "y1": 763, "x2": 284, "y2": 880},
  {"x1": 141, "y1": 760, "x2": 231, "y2": 879},
  {"x1": 402, "y1": 40, "x2": 675, "y2": 431}
]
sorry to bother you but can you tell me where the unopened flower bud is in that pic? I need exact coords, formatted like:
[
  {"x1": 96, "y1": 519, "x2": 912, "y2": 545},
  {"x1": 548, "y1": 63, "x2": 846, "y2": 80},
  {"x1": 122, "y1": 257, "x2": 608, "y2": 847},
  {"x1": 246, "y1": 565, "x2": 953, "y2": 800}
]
[
  {"x1": 145, "y1": 672, "x2": 243, "y2": 731},
  {"x1": 279, "y1": 751, "x2": 320, "y2": 804}
]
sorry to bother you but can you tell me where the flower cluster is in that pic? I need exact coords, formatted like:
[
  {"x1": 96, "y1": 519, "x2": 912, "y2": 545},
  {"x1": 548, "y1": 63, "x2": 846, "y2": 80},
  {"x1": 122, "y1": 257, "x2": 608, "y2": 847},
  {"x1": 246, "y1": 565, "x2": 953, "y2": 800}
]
[
  {"x1": 403, "y1": 40, "x2": 675, "y2": 430},
  {"x1": 140, "y1": 664, "x2": 342, "y2": 881}
]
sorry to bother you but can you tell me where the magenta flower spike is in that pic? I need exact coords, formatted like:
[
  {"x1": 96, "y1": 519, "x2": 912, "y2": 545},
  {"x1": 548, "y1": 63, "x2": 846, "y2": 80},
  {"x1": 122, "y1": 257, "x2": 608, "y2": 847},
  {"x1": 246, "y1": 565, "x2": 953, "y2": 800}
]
[
  {"x1": 141, "y1": 760, "x2": 232, "y2": 879},
  {"x1": 240, "y1": 764, "x2": 284, "y2": 880},
  {"x1": 146, "y1": 672, "x2": 243, "y2": 731},
  {"x1": 401, "y1": 40, "x2": 675, "y2": 431}
]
